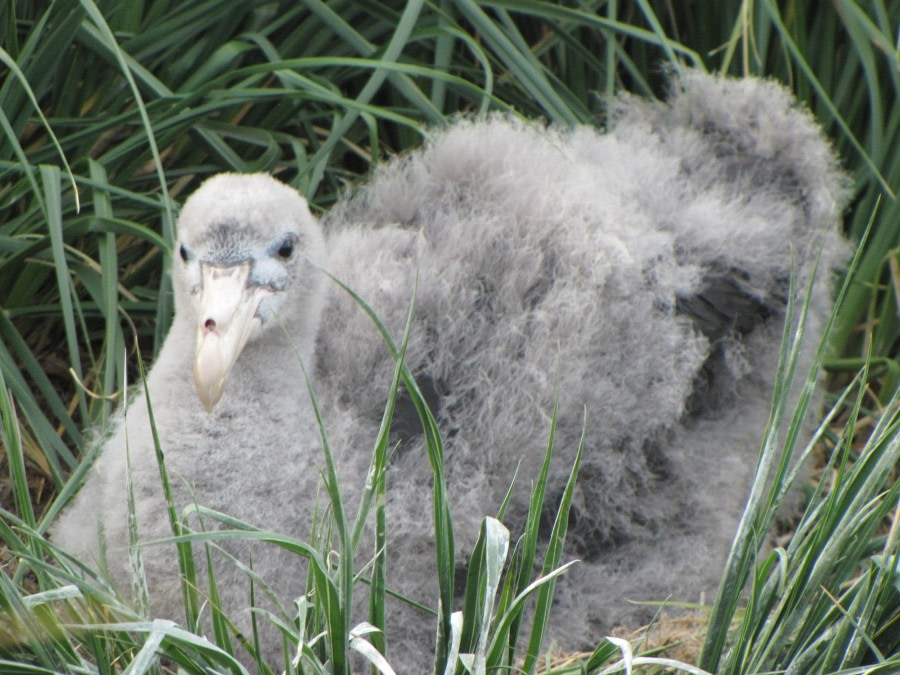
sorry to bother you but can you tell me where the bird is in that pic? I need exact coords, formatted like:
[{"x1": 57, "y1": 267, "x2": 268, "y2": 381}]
[
  {"x1": 50, "y1": 68, "x2": 851, "y2": 671},
  {"x1": 50, "y1": 173, "x2": 330, "y2": 665}
]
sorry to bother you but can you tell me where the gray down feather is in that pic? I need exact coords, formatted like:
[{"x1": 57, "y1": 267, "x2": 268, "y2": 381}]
[{"x1": 51, "y1": 68, "x2": 851, "y2": 671}]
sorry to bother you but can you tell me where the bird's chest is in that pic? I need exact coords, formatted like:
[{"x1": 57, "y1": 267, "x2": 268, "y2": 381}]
[
  {"x1": 159, "y1": 391, "x2": 317, "y2": 501},
  {"x1": 138, "y1": 340, "x2": 321, "y2": 525}
]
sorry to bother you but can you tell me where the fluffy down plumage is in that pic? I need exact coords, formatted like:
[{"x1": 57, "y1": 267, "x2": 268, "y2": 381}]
[
  {"x1": 318, "y1": 69, "x2": 850, "y2": 664},
  {"x1": 50, "y1": 69, "x2": 850, "y2": 671}
]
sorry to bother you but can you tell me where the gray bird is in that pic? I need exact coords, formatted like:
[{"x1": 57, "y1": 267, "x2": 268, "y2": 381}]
[
  {"x1": 51, "y1": 69, "x2": 851, "y2": 671},
  {"x1": 52, "y1": 174, "x2": 329, "y2": 664}
]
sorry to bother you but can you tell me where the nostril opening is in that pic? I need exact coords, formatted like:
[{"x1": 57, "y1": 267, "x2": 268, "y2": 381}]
[{"x1": 204, "y1": 318, "x2": 216, "y2": 331}]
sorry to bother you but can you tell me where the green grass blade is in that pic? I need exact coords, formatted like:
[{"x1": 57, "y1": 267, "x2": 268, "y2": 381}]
[
  {"x1": 88, "y1": 160, "x2": 122, "y2": 427},
  {"x1": 40, "y1": 165, "x2": 86, "y2": 425},
  {"x1": 521, "y1": 411, "x2": 585, "y2": 673},
  {"x1": 0, "y1": 368, "x2": 35, "y2": 530}
]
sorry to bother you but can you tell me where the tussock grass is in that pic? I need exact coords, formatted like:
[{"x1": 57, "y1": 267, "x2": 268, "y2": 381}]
[{"x1": 1, "y1": 1, "x2": 898, "y2": 672}]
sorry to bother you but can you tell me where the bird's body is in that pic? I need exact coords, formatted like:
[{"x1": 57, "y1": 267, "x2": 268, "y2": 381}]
[
  {"x1": 51, "y1": 70, "x2": 850, "y2": 670},
  {"x1": 320, "y1": 70, "x2": 850, "y2": 661}
]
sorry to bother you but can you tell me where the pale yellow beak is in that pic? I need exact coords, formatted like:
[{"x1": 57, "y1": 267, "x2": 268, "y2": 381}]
[{"x1": 193, "y1": 263, "x2": 268, "y2": 411}]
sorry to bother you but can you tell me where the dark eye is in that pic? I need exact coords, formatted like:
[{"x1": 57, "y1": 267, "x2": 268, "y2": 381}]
[
  {"x1": 277, "y1": 240, "x2": 294, "y2": 259},
  {"x1": 179, "y1": 243, "x2": 190, "y2": 262}
]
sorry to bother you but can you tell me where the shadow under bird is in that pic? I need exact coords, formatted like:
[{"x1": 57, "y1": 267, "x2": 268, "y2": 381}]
[{"x1": 51, "y1": 68, "x2": 851, "y2": 671}]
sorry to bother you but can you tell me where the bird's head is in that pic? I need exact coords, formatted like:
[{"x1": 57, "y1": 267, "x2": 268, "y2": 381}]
[{"x1": 173, "y1": 173, "x2": 326, "y2": 411}]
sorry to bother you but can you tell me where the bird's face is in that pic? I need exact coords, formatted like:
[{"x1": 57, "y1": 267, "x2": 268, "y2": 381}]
[{"x1": 173, "y1": 174, "x2": 326, "y2": 411}]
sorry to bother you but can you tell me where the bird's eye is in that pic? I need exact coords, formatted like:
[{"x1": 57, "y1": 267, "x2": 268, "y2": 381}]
[
  {"x1": 277, "y1": 240, "x2": 294, "y2": 259},
  {"x1": 179, "y1": 244, "x2": 190, "y2": 262}
]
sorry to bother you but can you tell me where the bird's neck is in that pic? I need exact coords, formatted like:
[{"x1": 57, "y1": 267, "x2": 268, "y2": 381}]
[
  {"x1": 246, "y1": 334, "x2": 313, "y2": 381},
  {"x1": 159, "y1": 314, "x2": 318, "y2": 414}
]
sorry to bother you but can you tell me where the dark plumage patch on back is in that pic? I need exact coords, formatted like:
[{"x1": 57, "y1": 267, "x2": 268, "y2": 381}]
[
  {"x1": 640, "y1": 435, "x2": 670, "y2": 478},
  {"x1": 538, "y1": 433, "x2": 671, "y2": 561},
  {"x1": 677, "y1": 269, "x2": 786, "y2": 416},
  {"x1": 699, "y1": 123, "x2": 811, "y2": 218},
  {"x1": 549, "y1": 488, "x2": 628, "y2": 560},
  {"x1": 677, "y1": 270, "x2": 775, "y2": 342},
  {"x1": 388, "y1": 374, "x2": 446, "y2": 448}
]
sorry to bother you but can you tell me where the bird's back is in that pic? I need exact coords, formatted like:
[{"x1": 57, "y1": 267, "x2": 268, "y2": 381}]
[{"x1": 317, "y1": 68, "x2": 850, "y2": 664}]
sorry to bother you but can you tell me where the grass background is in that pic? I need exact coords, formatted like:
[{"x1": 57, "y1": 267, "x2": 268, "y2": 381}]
[{"x1": 0, "y1": 0, "x2": 898, "y2": 673}]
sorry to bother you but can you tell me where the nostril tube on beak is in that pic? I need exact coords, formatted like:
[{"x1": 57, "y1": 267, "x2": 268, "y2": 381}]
[{"x1": 193, "y1": 262, "x2": 266, "y2": 411}]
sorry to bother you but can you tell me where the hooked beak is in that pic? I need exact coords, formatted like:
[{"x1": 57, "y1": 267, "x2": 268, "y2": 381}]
[{"x1": 193, "y1": 263, "x2": 268, "y2": 411}]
